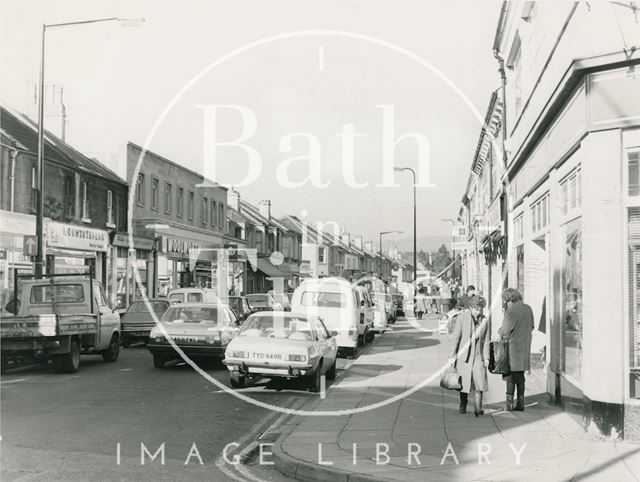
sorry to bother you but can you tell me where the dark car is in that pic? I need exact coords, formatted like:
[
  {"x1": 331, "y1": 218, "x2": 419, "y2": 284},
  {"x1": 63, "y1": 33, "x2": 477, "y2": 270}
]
[
  {"x1": 121, "y1": 299, "x2": 171, "y2": 347},
  {"x1": 245, "y1": 293, "x2": 277, "y2": 312},
  {"x1": 228, "y1": 296, "x2": 254, "y2": 322}
]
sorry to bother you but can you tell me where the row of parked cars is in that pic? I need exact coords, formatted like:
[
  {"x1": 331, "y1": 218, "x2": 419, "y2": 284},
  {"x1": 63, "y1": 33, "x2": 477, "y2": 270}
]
[{"x1": 122, "y1": 279, "x2": 404, "y2": 391}]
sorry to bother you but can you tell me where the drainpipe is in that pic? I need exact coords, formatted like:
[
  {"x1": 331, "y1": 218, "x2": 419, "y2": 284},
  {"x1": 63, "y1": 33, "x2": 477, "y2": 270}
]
[{"x1": 9, "y1": 149, "x2": 17, "y2": 212}]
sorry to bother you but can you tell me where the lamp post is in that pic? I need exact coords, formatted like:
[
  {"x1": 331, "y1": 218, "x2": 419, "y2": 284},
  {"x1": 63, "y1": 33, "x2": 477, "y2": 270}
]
[
  {"x1": 394, "y1": 166, "x2": 417, "y2": 292},
  {"x1": 378, "y1": 230, "x2": 402, "y2": 279},
  {"x1": 441, "y1": 218, "x2": 456, "y2": 281},
  {"x1": 34, "y1": 17, "x2": 144, "y2": 278}
]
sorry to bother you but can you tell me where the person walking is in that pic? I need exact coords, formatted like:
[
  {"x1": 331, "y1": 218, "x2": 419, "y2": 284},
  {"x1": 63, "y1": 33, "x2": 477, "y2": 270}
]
[
  {"x1": 450, "y1": 295, "x2": 490, "y2": 416},
  {"x1": 499, "y1": 288, "x2": 534, "y2": 411},
  {"x1": 456, "y1": 285, "x2": 476, "y2": 309},
  {"x1": 415, "y1": 288, "x2": 428, "y2": 320}
]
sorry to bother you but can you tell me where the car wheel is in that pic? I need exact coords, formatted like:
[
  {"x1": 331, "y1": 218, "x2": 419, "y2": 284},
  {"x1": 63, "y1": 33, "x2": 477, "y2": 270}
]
[
  {"x1": 307, "y1": 362, "x2": 323, "y2": 392},
  {"x1": 102, "y1": 335, "x2": 120, "y2": 362},
  {"x1": 365, "y1": 330, "x2": 375, "y2": 343},
  {"x1": 153, "y1": 355, "x2": 165, "y2": 369},
  {"x1": 230, "y1": 372, "x2": 246, "y2": 388},
  {"x1": 326, "y1": 360, "x2": 337, "y2": 381},
  {"x1": 59, "y1": 339, "x2": 80, "y2": 373}
]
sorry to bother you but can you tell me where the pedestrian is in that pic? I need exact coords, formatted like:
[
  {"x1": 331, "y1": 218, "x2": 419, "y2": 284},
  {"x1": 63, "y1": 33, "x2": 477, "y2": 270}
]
[
  {"x1": 499, "y1": 288, "x2": 534, "y2": 411},
  {"x1": 450, "y1": 295, "x2": 490, "y2": 416},
  {"x1": 415, "y1": 288, "x2": 428, "y2": 320},
  {"x1": 456, "y1": 285, "x2": 476, "y2": 309}
]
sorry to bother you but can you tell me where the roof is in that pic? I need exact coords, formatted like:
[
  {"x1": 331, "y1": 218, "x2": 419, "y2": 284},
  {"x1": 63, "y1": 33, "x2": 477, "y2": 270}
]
[
  {"x1": 1, "y1": 105, "x2": 126, "y2": 186},
  {"x1": 227, "y1": 207, "x2": 246, "y2": 225},
  {"x1": 239, "y1": 200, "x2": 288, "y2": 232}
]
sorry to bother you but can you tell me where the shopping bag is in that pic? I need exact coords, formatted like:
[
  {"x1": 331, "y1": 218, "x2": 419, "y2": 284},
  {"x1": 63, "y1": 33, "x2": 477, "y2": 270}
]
[
  {"x1": 490, "y1": 340, "x2": 510, "y2": 375},
  {"x1": 440, "y1": 365, "x2": 462, "y2": 391}
]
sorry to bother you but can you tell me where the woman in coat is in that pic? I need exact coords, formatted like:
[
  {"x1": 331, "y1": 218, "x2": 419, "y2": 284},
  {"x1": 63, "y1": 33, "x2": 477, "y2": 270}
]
[
  {"x1": 499, "y1": 288, "x2": 534, "y2": 411},
  {"x1": 415, "y1": 288, "x2": 428, "y2": 320},
  {"x1": 450, "y1": 295, "x2": 490, "y2": 416}
]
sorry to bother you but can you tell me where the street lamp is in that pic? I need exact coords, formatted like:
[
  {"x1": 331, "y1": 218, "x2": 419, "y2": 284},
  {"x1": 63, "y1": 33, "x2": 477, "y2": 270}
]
[
  {"x1": 378, "y1": 230, "x2": 402, "y2": 279},
  {"x1": 394, "y1": 166, "x2": 417, "y2": 291},
  {"x1": 34, "y1": 17, "x2": 144, "y2": 277}
]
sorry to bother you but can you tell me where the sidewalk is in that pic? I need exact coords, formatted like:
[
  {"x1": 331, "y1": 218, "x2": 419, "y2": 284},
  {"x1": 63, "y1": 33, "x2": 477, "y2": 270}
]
[{"x1": 273, "y1": 317, "x2": 640, "y2": 482}]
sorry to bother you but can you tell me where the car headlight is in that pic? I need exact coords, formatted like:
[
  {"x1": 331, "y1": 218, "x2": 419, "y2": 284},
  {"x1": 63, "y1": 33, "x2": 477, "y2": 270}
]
[
  {"x1": 230, "y1": 350, "x2": 248, "y2": 358},
  {"x1": 286, "y1": 354, "x2": 307, "y2": 362}
]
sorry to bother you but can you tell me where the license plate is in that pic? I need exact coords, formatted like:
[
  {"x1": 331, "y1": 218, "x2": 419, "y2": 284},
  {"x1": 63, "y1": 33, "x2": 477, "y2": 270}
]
[
  {"x1": 173, "y1": 336, "x2": 202, "y2": 343},
  {"x1": 132, "y1": 332, "x2": 148, "y2": 337},
  {"x1": 250, "y1": 352, "x2": 283, "y2": 361}
]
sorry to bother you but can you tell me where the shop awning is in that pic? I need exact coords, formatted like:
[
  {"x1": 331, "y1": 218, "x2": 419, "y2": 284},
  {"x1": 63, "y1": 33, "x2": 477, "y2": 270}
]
[{"x1": 257, "y1": 258, "x2": 287, "y2": 278}]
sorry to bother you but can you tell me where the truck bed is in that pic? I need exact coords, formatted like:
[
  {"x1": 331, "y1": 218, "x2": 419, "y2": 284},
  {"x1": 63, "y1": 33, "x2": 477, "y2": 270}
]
[{"x1": 0, "y1": 314, "x2": 98, "y2": 339}]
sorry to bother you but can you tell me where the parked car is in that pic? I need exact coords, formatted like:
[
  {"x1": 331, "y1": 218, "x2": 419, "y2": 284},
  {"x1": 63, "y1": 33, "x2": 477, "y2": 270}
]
[
  {"x1": 168, "y1": 288, "x2": 220, "y2": 304},
  {"x1": 353, "y1": 286, "x2": 375, "y2": 344},
  {"x1": 245, "y1": 293, "x2": 277, "y2": 312},
  {"x1": 147, "y1": 303, "x2": 239, "y2": 368},
  {"x1": 383, "y1": 293, "x2": 396, "y2": 324},
  {"x1": 121, "y1": 299, "x2": 171, "y2": 347},
  {"x1": 223, "y1": 312, "x2": 338, "y2": 391},
  {"x1": 370, "y1": 291, "x2": 389, "y2": 333},
  {"x1": 0, "y1": 272, "x2": 120, "y2": 374},
  {"x1": 227, "y1": 296, "x2": 254, "y2": 322},
  {"x1": 292, "y1": 277, "x2": 372, "y2": 357}
]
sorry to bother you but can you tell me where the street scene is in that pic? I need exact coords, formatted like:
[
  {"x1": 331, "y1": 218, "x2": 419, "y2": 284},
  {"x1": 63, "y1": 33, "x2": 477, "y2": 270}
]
[{"x1": 2, "y1": 1, "x2": 640, "y2": 481}]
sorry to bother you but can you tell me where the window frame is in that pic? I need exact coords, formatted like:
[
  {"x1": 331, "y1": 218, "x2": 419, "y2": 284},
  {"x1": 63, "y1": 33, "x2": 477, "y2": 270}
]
[
  {"x1": 188, "y1": 191, "x2": 195, "y2": 220},
  {"x1": 136, "y1": 173, "x2": 145, "y2": 206},
  {"x1": 151, "y1": 177, "x2": 159, "y2": 211},
  {"x1": 164, "y1": 182, "x2": 172, "y2": 214},
  {"x1": 176, "y1": 186, "x2": 184, "y2": 218},
  {"x1": 81, "y1": 181, "x2": 90, "y2": 222},
  {"x1": 107, "y1": 189, "x2": 115, "y2": 227}
]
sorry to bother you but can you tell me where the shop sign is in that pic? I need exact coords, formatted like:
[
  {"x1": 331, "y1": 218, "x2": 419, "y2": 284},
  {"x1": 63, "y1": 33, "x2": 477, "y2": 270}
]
[
  {"x1": 112, "y1": 233, "x2": 155, "y2": 250},
  {"x1": 300, "y1": 260, "x2": 312, "y2": 275},
  {"x1": 160, "y1": 236, "x2": 199, "y2": 255},
  {"x1": 46, "y1": 222, "x2": 109, "y2": 252},
  {"x1": 0, "y1": 210, "x2": 35, "y2": 236}
]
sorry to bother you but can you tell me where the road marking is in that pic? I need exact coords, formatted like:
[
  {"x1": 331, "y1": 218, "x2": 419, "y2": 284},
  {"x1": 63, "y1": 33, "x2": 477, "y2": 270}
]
[
  {"x1": 0, "y1": 377, "x2": 31, "y2": 384},
  {"x1": 118, "y1": 368, "x2": 133, "y2": 372},
  {"x1": 318, "y1": 46, "x2": 324, "y2": 70}
]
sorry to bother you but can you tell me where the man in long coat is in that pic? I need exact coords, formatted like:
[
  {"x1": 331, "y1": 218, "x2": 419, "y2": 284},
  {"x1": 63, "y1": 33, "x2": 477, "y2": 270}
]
[
  {"x1": 451, "y1": 295, "x2": 490, "y2": 416},
  {"x1": 499, "y1": 288, "x2": 534, "y2": 411}
]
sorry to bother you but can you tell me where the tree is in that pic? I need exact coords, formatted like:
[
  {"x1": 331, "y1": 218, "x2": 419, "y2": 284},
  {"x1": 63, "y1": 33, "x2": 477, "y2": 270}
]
[{"x1": 431, "y1": 244, "x2": 451, "y2": 275}]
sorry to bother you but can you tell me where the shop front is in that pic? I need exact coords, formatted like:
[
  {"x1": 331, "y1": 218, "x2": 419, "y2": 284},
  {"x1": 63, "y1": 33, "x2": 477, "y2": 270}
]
[
  {"x1": 110, "y1": 232, "x2": 155, "y2": 308},
  {"x1": 45, "y1": 221, "x2": 109, "y2": 284},
  {"x1": 0, "y1": 210, "x2": 35, "y2": 306}
]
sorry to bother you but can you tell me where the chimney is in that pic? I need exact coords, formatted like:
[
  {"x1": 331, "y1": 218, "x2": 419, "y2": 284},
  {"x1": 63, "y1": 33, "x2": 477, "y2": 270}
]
[
  {"x1": 353, "y1": 236, "x2": 363, "y2": 249},
  {"x1": 364, "y1": 239, "x2": 374, "y2": 253},
  {"x1": 341, "y1": 232, "x2": 351, "y2": 246},
  {"x1": 228, "y1": 189, "x2": 241, "y2": 212},
  {"x1": 259, "y1": 200, "x2": 271, "y2": 220}
]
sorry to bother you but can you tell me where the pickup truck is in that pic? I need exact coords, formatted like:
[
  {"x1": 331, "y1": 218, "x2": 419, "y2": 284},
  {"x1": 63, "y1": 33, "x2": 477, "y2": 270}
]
[{"x1": 0, "y1": 273, "x2": 121, "y2": 374}]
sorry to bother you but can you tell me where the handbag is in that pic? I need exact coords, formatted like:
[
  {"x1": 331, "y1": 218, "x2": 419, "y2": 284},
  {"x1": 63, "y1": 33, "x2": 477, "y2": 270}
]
[
  {"x1": 490, "y1": 340, "x2": 510, "y2": 375},
  {"x1": 440, "y1": 365, "x2": 462, "y2": 391}
]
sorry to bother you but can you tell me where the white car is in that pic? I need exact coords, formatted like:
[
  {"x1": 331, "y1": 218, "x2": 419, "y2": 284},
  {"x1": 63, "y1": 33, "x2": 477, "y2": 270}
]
[{"x1": 223, "y1": 312, "x2": 338, "y2": 392}]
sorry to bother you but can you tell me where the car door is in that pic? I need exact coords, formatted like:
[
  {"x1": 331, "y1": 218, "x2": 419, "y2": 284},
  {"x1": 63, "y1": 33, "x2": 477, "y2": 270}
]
[
  {"x1": 315, "y1": 318, "x2": 337, "y2": 368},
  {"x1": 94, "y1": 282, "x2": 119, "y2": 350}
]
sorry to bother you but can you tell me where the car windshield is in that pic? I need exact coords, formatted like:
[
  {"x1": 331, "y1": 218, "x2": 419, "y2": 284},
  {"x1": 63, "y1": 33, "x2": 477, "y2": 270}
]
[
  {"x1": 228, "y1": 298, "x2": 244, "y2": 312},
  {"x1": 238, "y1": 315, "x2": 314, "y2": 340},
  {"x1": 246, "y1": 295, "x2": 270, "y2": 307},
  {"x1": 127, "y1": 301, "x2": 169, "y2": 314},
  {"x1": 300, "y1": 291, "x2": 346, "y2": 308},
  {"x1": 161, "y1": 306, "x2": 224, "y2": 325}
]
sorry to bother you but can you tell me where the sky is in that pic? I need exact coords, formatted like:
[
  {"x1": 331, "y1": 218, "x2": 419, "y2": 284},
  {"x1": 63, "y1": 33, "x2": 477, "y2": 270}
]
[{"x1": 0, "y1": 0, "x2": 503, "y2": 252}]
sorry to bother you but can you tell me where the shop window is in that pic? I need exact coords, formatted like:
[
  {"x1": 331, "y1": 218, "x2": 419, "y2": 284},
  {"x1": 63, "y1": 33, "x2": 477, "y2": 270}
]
[
  {"x1": 188, "y1": 191, "x2": 194, "y2": 220},
  {"x1": 151, "y1": 178, "x2": 159, "y2": 210},
  {"x1": 319, "y1": 247, "x2": 326, "y2": 263},
  {"x1": 531, "y1": 193, "x2": 549, "y2": 233},
  {"x1": 562, "y1": 218, "x2": 582, "y2": 382},
  {"x1": 560, "y1": 168, "x2": 581, "y2": 217},
  {"x1": 513, "y1": 214, "x2": 524, "y2": 243},
  {"x1": 107, "y1": 190, "x2": 114, "y2": 226},
  {"x1": 164, "y1": 183, "x2": 172, "y2": 214},
  {"x1": 628, "y1": 151, "x2": 640, "y2": 196},
  {"x1": 177, "y1": 187, "x2": 184, "y2": 217},
  {"x1": 81, "y1": 182, "x2": 90, "y2": 221},
  {"x1": 136, "y1": 173, "x2": 145, "y2": 206},
  {"x1": 627, "y1": 208, "x2": 640, "y2": 398}
]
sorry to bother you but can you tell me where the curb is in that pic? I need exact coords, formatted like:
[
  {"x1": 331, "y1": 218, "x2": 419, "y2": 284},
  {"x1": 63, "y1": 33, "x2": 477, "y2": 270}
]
[{"x1": 272, "y1": 423, "x2": 399, "y2": 482}]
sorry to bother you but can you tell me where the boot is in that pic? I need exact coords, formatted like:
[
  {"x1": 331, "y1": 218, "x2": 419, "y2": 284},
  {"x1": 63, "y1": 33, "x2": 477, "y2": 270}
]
[
  {"x1": 459, "y1": 393, "x2": 468, "y2": 414},
  {"x1": 514, "y1": 395, "x2": 525, "y2": 411},
  {"x1": 474, "y1": 391, "x2": 484, "y2": 417},
  {"x1": 505, "y1": 394, "x2": 514, "y2": 412}
]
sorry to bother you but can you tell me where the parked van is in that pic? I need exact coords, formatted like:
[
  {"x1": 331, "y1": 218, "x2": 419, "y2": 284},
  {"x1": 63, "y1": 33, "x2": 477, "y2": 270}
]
[
  {"x1": 354, "y1": 286, "x2": 375, "y2": 343},
  {"x1": 168, "y1": 288, "x2": 220, "y2": 304},
  {"x1": 355, "y1": 278, "x2": 389, "y2": 334},
  {"x1": 291, "y1": 278, "x2": 370, "y2": 357}
]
